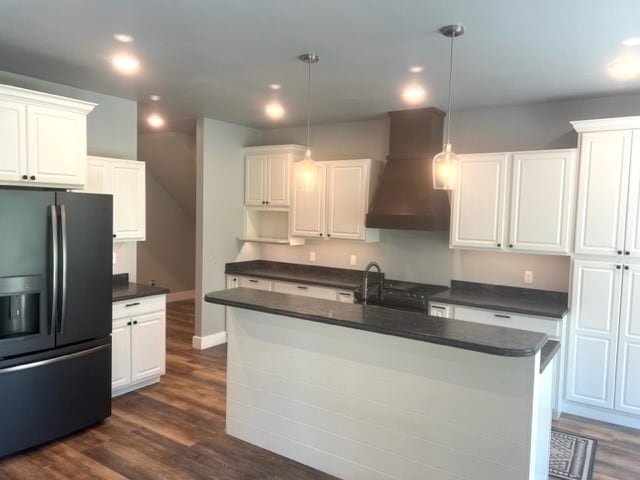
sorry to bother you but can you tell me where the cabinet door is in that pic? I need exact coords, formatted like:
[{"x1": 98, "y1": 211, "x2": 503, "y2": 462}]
[
  {"x1": 509, "y1": 150, "x2": 576, "y2": 253},
  {"x1": 84, "y1": 157, "x2": 110, "y2": 194},
  {"x1": 615, "y1": 264, "x2": 640, "y2": 415},
  {"x1": 266, "y1": 154, "x2": 290, "y2": 206},
  {"x1": 0, "y1": 99, "x2": 26, "y2": 183},
  {"x1": 566, "y1": 260, "x2": 622, "y2": 409},
  {"x1": 574, "y1": 131, "x2": 632, "y2": 256},
  {"x1": 111, "y1": 317, "x2": 132, "y2": 390},
  {"x1": 113, "y1": 161, "x2": 146, "y2": 241},
  {"x1": 26, "y1": 105, "x2": 86, "y2": 187},
  {"x1": 326, "y1": 160, "x2": 368, "y2": 240},
  {"x1": 290, "y1": 161, "x2": 326, "y2": 238},
  {"x1": 450, "y1": 153, "x2": 509, "y2": 249},
  {"x1": 245, "y1": 155, "x2": 266, "y2": 205},
  {"x1": 131, "y1": 311, "x2": 166, "y2": 383},
  {"x1": 624, "y1": 131, "x2": 640, "y2": 258}
]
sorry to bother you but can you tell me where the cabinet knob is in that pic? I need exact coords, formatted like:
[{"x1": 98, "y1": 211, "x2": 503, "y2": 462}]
[
  {"x1": 508, "y1": 244, "x2": 513, "y2": 248},
  {"x1": 30, "y1": 175, "x2": 36, "y2": 181},
  {"x1": 327, "y1": 233, "x2": 331, "y2": 237},
  {"x1": 625, "y1": 251, "x2": 630, "y2": 256},
  {"x1": 624, "y1": 265, "x2": 630, "y2": 270},
  {"x1": 127, "y1": 321, "x2": 132, "y2": 326},
  {"x1": 319, "y1": 233, "x2": 323, "y2": 237},
  {"x1": 616, "y1": 265, "x2": 622, "y2": 270},
  {"x1": 112, "y1": 234, "x2": 116, "y2": 238},
  {"x1": 265, "y1": 201, "x2": 269, "y2": 205},
  {"x1": 22, "y1": 174, "x2": 28, "y2": 180},
  {"x1": 617, "y1": 250, "x2": 623, "y2": 255},
  {"x1": 497, "y1": 243, "x2": 501, "y2": 247},
  {"x1": 133, "y1": 320, "x2": 138, "y2": 325}
]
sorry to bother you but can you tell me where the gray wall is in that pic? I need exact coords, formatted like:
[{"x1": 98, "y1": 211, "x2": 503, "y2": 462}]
[
  {"x1": 196, "y1": 118, "x2": 261, "y2": 338},
  {"x1": 259, "y1": 92, "x2": 640, "y2": 293},
  {"x1": 138, "y1": 132, "x2": 196, "y2": 294},
  {"x1": 0, "y1": 70, "x2": 139, "y2": 279}
]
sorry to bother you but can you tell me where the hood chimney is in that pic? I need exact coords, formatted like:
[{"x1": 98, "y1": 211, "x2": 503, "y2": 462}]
[{"x1": 365, "y1": 107, "x2": 451, "y2": 231}]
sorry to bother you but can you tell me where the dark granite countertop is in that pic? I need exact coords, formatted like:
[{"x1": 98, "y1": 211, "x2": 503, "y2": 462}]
[
  {"x1": 112, "y1": 274, "x2": 169, "y2": 302},
  {"x1": 430, "y1": 281, "x2": 569, "y2": 319},
  {"x1": 540, "y1": 340, "x2": 560, "y2": 374},
  {"x1": 226, "y1": 260, "x2": 364, "y2": 290},
  {"x1": 205, "y1": 288, "x2": 548, "y2": 358}
]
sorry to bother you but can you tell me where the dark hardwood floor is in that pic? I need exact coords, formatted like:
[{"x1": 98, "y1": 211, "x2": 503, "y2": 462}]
[{"x1": 1, "y1": 299, "x2": 638, "y2": 479}]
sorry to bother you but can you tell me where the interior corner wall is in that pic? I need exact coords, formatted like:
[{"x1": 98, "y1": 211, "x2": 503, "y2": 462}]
[
  {"x1": 196, "y1": 118, "x2": 261, "y2": 338},
  {"x1": 259, "y1": 92, "x2": 640, "y2": 292},
  {"x1": 0, "y1": 70, "x2": 139, "y2": 280}
]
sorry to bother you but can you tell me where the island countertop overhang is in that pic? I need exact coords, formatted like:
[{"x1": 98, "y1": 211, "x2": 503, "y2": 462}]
[{"x1": 205, "y1": 288, "x2": 549, "y2": 357}]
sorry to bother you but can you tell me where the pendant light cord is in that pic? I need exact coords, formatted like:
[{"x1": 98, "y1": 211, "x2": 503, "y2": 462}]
[
  {"x1": 445, "y1": 33, "x2": 455, "y2": 146},
  {"x1": 306, "y1": 59, "x2": 312, "y2": 150}
]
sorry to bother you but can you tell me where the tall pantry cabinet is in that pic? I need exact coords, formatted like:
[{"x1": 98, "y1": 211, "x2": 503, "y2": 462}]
[{"x1": 565, "y1": 117, "x2": 640, "y2": 428}]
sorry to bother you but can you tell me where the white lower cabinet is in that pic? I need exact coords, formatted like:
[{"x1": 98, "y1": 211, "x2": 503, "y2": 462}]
[
  {"x1": 226, "y1": 275, "x2": 354, "y2": 303},
  {"x1": 429, "y1": 302, "x2": 565, "y2": 418},
  {"x1": 565, "y1": 259, "x2": 640, "y2": 425},
  {"x1": 111, "y1": 295, "x2": 166, "y2": 397}
]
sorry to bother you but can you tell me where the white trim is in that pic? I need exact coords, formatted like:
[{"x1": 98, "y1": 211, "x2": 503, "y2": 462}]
[
  {"x1": 167, "y1": 290, "x2": 195, "y2": 302},
  {"x1": 192, "y1": 331, "x2": 227, "y2": 350},
  {"x1": 571, "y1": 116, "x2": 640, "y2": 133},
  {"x1": 112, "y1": 376, "x2": 159, "y2": 398},
  {"x1": 561, "y1": 401, "x2": 640, "y2": 429},
  {"x1": 242, "y1": 144, "x2": 306, "y2": 154}
]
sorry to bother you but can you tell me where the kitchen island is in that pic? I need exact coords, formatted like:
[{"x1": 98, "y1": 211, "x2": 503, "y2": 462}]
[{"x1": 205, "y1": 288, "x2": 556, "y2": 480}]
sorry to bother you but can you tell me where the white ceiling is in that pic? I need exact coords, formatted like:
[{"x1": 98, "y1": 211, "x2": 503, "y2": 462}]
[{"x1": 1, "y1": 0, "x2": 639, "y2": 132}]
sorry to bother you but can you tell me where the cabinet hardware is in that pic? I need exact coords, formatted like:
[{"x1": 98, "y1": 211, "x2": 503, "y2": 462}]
[
  {"x1": 296, "y1": 285, "x2": 308, "y2": 290},
  {"x1": 127, "y1": 321, "x2": 132, "y2": 326},
  {"x1": 497, "y1": 243, "x2": 501, "y2": 247},
  {"x1": 494, "y1": 313, "x2": 511, "y2": 319},
  {"x1": 509, "y1": 244, "x2": 513, "y2": 248},
  {"x1": 133, "y1": 320, "x2": 138, "y2": 325},
  {"x1": 112, "y1": 234, "x2": 116, "y2": 238},
  {"x1": 319, "y1": 233, "x2": 323, "y2": 237},
  {"x1": 249, "y1": 279, "x2": 259, "y2": 283},
  {"x1": 339, "y1": 292, "x2": 351, "y2": 296},
  {"x1": 625, "y1": 251, "x2": 630, "y2": 255},
  {"x1": 21, "y1": 174, "x2": 27, "y2": 180},
  {"x1": 125, "y1": 302, "x2": 141, "y2": 307},
  {"x1": 617, "y1": 250, "x2": 623, "y2": 255},
  {"x1": 624, "y1": 265, "x2": 629, "y2": 270},
  {"x1": 431, "y1": 306, "x2": 445, "y2": 310},
  {"x1": 30, "y1": 175, "x2": 36, "y2": 180},
  {"x1": 616, "y1": 265, "x2": 622, "y2": 269}
]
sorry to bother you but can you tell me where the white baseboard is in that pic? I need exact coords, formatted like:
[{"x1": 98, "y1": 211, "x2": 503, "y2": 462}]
[
  {"x1": 561, "y1": 401, "x2": 640, "y2": 429},
  {"x1": 167, "y1": 290, "x2": 195, "y2": 302},
  {"x1": 192, "y1": 331, "x2": 227, "y2": 350}
]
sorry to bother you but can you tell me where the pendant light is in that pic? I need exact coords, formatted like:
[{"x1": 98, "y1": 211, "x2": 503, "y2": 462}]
[
  {"x1": 298, "y1": 52, "x2": 319, "y2": 192},
  {"x1": 433, "y1": 24, "x2": 465, "y2": 190}
]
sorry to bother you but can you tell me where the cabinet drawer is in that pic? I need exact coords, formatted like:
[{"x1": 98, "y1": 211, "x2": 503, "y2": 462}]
[
  {"x1": 113, "y1": 294, "x2": 166, "y2": 319},
  {"x1": 273, "y1": 281, "x2": 337, "y2": 301},
  {"x1": 453, "y1": 305, "x2": 560, "y2": 338},
  {"x1": 238, "y1": 276, "x2": 272, "y2": 291}
]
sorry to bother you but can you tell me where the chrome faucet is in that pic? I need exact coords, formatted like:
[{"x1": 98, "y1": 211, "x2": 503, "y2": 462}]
[{"x1": 362, "y1": 261, "x2": 384, "y2": 306}]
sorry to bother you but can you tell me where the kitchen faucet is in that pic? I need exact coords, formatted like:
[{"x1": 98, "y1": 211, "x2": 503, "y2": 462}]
[{"x1": 362, "y1": 261, "x2": 384, "y2": 306}]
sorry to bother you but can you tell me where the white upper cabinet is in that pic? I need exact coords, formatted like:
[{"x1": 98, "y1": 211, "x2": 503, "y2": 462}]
[
  {"x1": 572, "y1": 117, "x2": 640, "y2": 258},
  {"x1": 451, "y1": 149, "x2": 576, "y2": 254},
  {"x1": 291, "y1": 158, "x2": 380, "y2": 242},
  {"x1": 0, "y1": 84, "x2": 95, "y2": 188},
  {"x1": 450, "y1": 153, "x2": 509, "y2": 249},
  {"x1": 243, "y1": 145, "x2": 306, "y2": 207},
  {"x1": 83, "y1": 156, "x2": 146, "y2": 241}
]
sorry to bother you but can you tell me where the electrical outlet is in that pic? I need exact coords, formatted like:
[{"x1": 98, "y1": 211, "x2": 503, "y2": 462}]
[
  {"x1": 350, "y1": 254, "x2": 357, "y2": 265},
  {"x1": 309, "y1": 251, "x2": 316, "y2": 262},
  {"x1": 524, "y1": 271, "x2": 533, "y2": 284}
]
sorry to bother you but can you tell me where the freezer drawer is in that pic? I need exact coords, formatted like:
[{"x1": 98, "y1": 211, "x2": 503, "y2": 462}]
[{"x1": 0, "y1": 342, "x2": 111, "y2": 457}]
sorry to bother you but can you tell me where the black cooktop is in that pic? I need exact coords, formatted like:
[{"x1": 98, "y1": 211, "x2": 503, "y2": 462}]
[{"x1": 356, "y1": 279, "x2": 448, "y2": 312}]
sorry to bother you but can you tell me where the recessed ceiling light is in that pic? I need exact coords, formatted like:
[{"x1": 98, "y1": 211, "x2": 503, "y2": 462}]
[
  {"x1": 147, "y1": 113, "x2": 165, "y2": 128},
  {"x1": 113, "y1": 33, "x2": 134, "y2": 43},
  {"x1": 609, "y1": 57, "x2": 640, "y2": 80},
  {"x1": 149, "y1": 95, "x2": 161, "y2": 101},
  {"x1": 401, "y1": 85, "x2": 426, "y2": 105},
  {"x1": 111, "y1": 54, "x2": 140, "y2": 75},
  {"x1": 622, "y1": 37, "x2": 640, "y2": 47},
  {"x1": 269, "y1": 84, "x2": 282, "y2": 90},
  {"x1": 409, "y1": 66, "x2": 424, "y2": 73},
  {"x1": 265, "y1": 102, "x2": 285, "y2": 120}
]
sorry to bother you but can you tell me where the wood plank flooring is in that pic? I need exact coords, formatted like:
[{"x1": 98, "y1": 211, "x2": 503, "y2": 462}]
[{"x1": 1, "y1": 299, "x2": 638, "y2": 479}]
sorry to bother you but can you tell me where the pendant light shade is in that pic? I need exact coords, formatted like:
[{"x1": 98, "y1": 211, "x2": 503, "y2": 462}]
[
  {"x1": 298, "y1": 53, "x2": 319, "y2": 192},
  {"x1": 433, "y1": 24, "x2": 464, "y2": 190}
]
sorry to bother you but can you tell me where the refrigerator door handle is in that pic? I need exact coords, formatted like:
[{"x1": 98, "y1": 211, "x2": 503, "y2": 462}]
[
  {"x1": 50, "y1": 205, "x2": 59, "y2": 336},
  {"x1": 59, "y1": 204, "x2": 68, "y2": 334},
  {"x1": 0, "y1": 344, "x2": 110, "y2": 375}
]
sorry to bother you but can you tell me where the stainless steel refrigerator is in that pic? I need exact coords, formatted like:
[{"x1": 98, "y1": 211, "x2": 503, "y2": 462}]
[{"x1": 0, "y1": 188, "x2": 112, "y2": 457}]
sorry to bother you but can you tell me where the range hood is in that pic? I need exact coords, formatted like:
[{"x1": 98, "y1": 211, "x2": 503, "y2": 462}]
[{"x1": 365, "y1": 107, "x2": 451, "y2": 231}]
